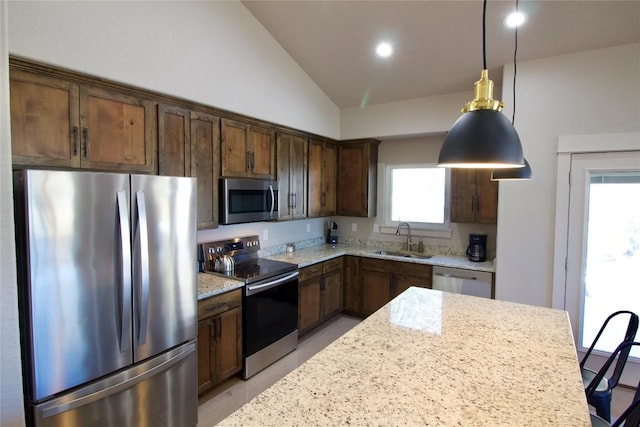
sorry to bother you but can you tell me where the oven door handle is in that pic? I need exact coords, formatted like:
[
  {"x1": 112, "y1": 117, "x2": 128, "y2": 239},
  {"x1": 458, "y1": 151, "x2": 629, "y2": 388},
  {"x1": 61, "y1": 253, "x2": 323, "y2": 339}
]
[{"x1": 245, "y1": 271, "x2": 299, "y2": 296}]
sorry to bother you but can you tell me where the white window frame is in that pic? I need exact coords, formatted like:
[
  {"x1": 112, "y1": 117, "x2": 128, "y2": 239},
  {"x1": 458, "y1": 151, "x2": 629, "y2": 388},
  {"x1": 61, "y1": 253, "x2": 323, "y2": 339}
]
[{"x1": 380, "y1": 163, "x2": 452, "y2": 238}]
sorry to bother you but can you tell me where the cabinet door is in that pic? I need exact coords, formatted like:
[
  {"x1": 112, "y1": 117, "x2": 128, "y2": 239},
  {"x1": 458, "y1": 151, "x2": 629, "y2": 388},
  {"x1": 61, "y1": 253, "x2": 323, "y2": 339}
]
[
  {"x1": 299, "y1": 277, "x2": 322, "y2": 335},
  {"x1": 250, "y1": 125, "x2": 275, "y2": 178},
  {"x1": 214, "y1": 307, "x2": 242, "y2": 383},
  {"x1": 221, "y1": 118, "x2": 250, "y2": 177},
  {"x1": 191, "y1": 112, "x2": 220, "y2": 229},
  {"x1": 450, "y1": 168, "x2": 478, "y2": 223},
  {"x1": 197, "y1": 319, "x2": 214, "y2": 395},
  {"x1": 322, "y1": 142, "x2": 337, "y2": 216},
  {"x1": 475, "y1": 170, "x2": 499, "y2": 224},
  {"x1": 290, "y1": 135, "x2": 308, "y2": 219},
  {"x1": 79, "y1": 86, "x2": 156, "y2": 173},
  {"x1": 360, "y1": 269, "x2": 392, "y2": 317},
  {"x1": 337, "y1": 142, "x2": 367, "y2": 217},
  {"x1": 158, "y1": 104, "x2": 190, "y2": 177},
  {"x1": 343, "y1": 256, "x2": 361, "y2": 316},
  {"x1": 394, "y1": 274, "x2": 432, "y2": 297},
  {"x1": 276, "y1": 133, "x2": 293, "y2": 219},
  {"x1": 322, "y1": 268, "x2": 343, "y2": 318},
  {"x1": 308, "y1": 140, "x2": 324, "y2": 217},
  {"x1": 10, "y1": 69, "x2": 81, "y2": 168}
]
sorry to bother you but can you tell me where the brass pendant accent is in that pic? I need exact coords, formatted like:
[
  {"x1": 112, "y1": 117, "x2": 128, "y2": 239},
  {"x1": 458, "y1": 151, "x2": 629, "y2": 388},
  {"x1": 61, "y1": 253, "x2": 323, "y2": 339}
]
[{"x1": 462, "y1": 70, "x2": 504, "y2": 113}]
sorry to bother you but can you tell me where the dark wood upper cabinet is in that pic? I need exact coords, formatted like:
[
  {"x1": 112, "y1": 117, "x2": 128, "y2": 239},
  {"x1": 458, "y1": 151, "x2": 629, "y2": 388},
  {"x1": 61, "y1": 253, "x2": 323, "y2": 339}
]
[
  {"x1": 308, "y1": 139, "x2": 337, "y2": 217},
  {"x1": 10, "y1": 66, "x2": 156, "y2": 173},
  {"x1": 158, "y1": 104, "x2": 220, "y2": 229},
  {"x1": 221, "y1": 118, "x2": 275, "y2": 179},
  {"x1": 158, "y1": 104, "x2": 191, "y2": 177},
  {"x1": 450, "y1": 169, "x2": 498, "y2": 224},
  {"x1": 277, "y1": 132, "x2": 308, "y2": 220},
  {"x1": 337, "y1": 138, "x2": 380, "y2": 217},
  {"x1": 10, "y1": 69, "x2": 81, "y2": 168}
]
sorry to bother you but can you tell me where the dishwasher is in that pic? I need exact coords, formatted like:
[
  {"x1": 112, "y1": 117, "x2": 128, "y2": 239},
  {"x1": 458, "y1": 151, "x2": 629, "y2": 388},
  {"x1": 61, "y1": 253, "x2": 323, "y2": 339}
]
[{"x1": 432, "y1": 266, "x2": 493, "y2": 299}]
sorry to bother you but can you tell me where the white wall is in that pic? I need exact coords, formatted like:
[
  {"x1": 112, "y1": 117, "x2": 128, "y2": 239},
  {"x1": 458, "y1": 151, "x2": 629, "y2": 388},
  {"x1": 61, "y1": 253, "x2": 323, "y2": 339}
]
[
  {"x1": 1, "y1": 0, "x2": 25, "y2": 425},
  {"x1": 496, "y1": 43, "x2": 640, "y2": 306},
  {"x1": 7, "y1": 0, "x2": 339, "y2": 139},
  {"x1": 340, "y1": 91, "x2": 471, "y2": 139}
]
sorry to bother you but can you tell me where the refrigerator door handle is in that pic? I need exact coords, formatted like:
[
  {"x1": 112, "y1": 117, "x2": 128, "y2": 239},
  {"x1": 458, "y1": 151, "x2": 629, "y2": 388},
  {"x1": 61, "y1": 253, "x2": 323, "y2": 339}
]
[
  {"x1": 116, "y1": 190, "x2": 132, "y2": 353},
  {"x1": 38, "y1": 342, "x2": 196, "y2": 420},
  {"x1": 134, "y1": 191, "x2": 151, "y2": 345}
]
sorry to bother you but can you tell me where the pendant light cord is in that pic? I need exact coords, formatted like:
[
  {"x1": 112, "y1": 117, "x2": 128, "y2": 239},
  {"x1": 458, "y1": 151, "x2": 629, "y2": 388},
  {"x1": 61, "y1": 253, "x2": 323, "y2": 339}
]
[
  {"x1": 512, "y1": 0, "x2": 519, "y2": 125},
  {"x1": 482, "y1": 0, "x2": 487, "y2": 70}
]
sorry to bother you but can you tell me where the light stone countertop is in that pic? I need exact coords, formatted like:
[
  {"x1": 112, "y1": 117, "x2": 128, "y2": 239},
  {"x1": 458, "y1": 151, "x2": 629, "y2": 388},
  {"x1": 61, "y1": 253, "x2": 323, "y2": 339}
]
[
  {"x1": 197, "y1": 273, "x2": 244, "y2": 300},
  {"x1": 198, "y1": 243, "x2": 495, "y2": 299},
  {"x1": 218, "y1": 287, "x2": 591, "y2": 426},
  {"x1": 265, "y1": 243, "x2": 496, "y2": 272}
]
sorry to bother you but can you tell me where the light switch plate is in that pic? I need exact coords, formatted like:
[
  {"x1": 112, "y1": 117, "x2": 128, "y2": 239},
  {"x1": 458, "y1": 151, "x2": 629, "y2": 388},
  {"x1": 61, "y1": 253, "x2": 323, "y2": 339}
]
[
  {"x1": 306, "y1": 223, "x2": 311, "y2": 233},
  {"x1": 351, "y1": 223, "x2": 357, "y2": 232},
  {"x1": 262, "y1": 229, "x2": 268, "y2": 240},
  {"x1": 373, "y1": 224, "x2": 379, "y2": 233}
]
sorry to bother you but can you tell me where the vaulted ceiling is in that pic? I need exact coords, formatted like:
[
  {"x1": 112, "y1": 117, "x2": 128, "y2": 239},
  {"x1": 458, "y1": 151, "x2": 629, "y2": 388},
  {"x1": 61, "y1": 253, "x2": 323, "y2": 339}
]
[{"x1": 243, "y1": 1, "x2": 640, "y2": 109}]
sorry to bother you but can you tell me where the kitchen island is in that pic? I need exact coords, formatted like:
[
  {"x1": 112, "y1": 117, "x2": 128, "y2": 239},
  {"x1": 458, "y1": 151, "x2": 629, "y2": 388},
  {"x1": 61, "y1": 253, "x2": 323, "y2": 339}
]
[{"x1": 218, "y1": 287, "x2": 590, "y2": 426}]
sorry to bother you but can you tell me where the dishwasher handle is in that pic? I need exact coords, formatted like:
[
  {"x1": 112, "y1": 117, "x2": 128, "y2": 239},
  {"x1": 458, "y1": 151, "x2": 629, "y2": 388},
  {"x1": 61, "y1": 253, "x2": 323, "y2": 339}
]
[{"x1": 434, "y1": 272, "x2": 480, "y2": 281}]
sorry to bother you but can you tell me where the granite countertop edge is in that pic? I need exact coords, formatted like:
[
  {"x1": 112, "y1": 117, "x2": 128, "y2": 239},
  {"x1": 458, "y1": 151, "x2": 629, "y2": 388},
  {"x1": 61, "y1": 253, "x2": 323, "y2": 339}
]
[
  {"x1": 198, "y1": 244, "x2": 495, "y2": 299},
  {"x1": 265, "y1": 244, "x2": 496, "y2": 272}
]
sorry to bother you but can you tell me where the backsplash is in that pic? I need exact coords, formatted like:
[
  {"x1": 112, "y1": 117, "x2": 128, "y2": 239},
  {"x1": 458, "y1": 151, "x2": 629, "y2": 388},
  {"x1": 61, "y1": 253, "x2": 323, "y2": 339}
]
[
  {"x1": 338, "y1": 237, "x2": 467, "y2": 257},
  {"x1": 259, "y1": 237, "x2": 325, "y2": 257}
]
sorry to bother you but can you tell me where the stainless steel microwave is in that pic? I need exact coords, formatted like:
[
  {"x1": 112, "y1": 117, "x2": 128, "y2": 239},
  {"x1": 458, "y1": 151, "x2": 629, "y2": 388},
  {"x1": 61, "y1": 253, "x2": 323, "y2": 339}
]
[{"x1": 219, "y1": 178, "x2": 278, "y2": 225}]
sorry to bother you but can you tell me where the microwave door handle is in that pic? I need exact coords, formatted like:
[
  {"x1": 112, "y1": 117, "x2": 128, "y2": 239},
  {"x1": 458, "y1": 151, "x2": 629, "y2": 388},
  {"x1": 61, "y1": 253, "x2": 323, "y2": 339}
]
[{"x1": 269, "y1": 184, "x2": 275, "y2": 217}]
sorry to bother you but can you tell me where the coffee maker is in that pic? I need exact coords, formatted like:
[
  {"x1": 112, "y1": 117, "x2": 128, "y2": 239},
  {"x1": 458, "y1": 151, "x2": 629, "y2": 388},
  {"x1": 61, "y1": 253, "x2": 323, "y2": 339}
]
[{"x1": 466, "y1": 233, "x2": 487, "y2": 262}]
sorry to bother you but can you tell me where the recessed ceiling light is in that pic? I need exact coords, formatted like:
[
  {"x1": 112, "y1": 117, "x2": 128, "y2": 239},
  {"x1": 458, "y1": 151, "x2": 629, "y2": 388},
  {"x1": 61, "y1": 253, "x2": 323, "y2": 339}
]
[
  {"x1": 505, "y1": 11, "x2": 526, "y2": 28},
  {"x1": 375, "y1": 42, "x2": 393, "y2": 58}
]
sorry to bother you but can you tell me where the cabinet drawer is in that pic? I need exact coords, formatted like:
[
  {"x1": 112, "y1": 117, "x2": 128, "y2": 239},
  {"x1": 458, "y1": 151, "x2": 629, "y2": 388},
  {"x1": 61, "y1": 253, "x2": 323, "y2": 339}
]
[
  {"x1": 323, "y1": 257, "x2": 343, "y2": 274},
  {"x1": 198, "y1": 288, "x2": 242, "y2": 320},
  {"x1": 399, "y1": 262, "x2": 432, "y2": 279},
  {"x1": 299, "y1": 263, "x2": 323, "y2": 281},
  {"x1": 360, "y1": 257, "x2": 395, "y2": 273}
]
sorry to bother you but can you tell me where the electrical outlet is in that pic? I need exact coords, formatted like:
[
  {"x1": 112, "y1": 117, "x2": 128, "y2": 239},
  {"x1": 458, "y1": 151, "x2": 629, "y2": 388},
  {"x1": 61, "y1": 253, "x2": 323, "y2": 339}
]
[
  {"x1": 306, "y1": 223, "x2": 311, "y2": 233},
  {"x1": 352, "y1": 223, "x2": 357, "y2": 232},
  {"x1": 373, "y1": 224, "x2": 379, "y2": 233},
  {"x1": 262, "y1": 229, "x2": 268, "y2": 240}
]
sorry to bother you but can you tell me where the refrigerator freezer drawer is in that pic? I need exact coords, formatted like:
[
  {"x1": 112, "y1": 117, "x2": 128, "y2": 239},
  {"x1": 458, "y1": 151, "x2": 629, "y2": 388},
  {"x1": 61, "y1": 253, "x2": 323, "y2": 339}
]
[{"x1": 32, "y1": 341, "x2": 197, "y2": 427}]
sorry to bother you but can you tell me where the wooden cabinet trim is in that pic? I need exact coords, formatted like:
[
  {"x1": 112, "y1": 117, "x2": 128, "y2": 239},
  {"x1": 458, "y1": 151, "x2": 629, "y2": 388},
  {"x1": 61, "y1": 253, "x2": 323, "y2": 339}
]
[{"x1": 197, "y1": 289, "x2": 242, "y2": 321}]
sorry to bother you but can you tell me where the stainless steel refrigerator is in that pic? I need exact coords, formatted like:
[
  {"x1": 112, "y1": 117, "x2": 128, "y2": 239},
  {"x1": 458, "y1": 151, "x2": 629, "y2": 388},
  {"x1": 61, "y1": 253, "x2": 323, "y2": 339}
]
[{"x1": 13, "y1": 169, "x2": 198, "y2": 427}]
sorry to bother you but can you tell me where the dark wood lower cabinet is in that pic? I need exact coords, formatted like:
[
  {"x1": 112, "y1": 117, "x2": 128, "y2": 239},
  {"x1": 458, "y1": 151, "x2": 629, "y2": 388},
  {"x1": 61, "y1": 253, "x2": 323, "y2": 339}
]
[
  {"x1": 359, "y1": 258, "x2": 432, "y2": 317},
  {"x1": 197, "y1": 289, "x2": 242, "y2": 396},
  {"x1": 298, "y1": 258, "x2": 343, "y2": 336}
]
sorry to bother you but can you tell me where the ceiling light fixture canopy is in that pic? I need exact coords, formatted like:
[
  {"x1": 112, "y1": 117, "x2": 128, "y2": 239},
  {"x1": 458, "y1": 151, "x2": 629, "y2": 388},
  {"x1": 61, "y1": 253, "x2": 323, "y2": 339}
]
[{"x1": 438, "y1": 0, "x2": 524, "y2": 169}]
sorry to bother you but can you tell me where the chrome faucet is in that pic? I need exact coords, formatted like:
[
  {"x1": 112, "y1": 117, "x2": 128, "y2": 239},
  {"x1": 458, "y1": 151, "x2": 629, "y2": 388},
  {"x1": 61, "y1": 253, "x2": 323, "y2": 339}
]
[{"x1": 395, "y1": 221, "x2": 413, "y2": 251}]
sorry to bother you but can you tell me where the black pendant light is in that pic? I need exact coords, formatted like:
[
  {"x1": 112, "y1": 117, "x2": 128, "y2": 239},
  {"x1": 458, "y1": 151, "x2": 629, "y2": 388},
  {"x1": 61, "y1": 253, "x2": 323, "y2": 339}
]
[
  {"x1": 492, "y1": 158, "x2": 532, "y2": 180},
  {"x1": 491, "y1": 0, "x2": 533, "y2": 181},
  {"x1": 438, "y1": 0, "x2": 524, "y2": 169}
]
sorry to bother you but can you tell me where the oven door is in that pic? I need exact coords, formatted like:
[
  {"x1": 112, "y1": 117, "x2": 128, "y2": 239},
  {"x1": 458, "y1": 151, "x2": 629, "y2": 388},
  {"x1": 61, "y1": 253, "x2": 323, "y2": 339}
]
[
  {"x1": 243, "y1": 270, "x2": 299, "y2": 362},
  {"x1": 220, "y1": 178, "x2": 278, "y2": 225}
]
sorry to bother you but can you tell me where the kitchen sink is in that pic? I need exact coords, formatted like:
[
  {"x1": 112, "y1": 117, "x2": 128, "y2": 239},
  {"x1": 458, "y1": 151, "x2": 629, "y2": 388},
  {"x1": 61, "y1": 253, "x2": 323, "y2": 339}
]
[{"x1": 371, "y1": 250, "x2": 432, "y2": 260}]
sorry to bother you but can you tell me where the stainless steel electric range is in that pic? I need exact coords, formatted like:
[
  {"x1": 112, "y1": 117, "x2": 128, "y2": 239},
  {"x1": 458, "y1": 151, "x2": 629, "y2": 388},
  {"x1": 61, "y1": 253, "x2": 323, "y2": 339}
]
[{"x1": 200, "y1": 236, "x2": 299, "y2": 379}]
